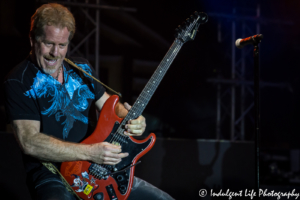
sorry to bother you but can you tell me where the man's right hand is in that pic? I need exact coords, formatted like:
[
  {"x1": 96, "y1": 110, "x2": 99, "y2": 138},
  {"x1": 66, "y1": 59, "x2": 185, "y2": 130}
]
[
  {"x1": 12, "y1": 120, "x2": 128, "y2": 165},
  {"x1": 89, "y1": 142, "x2": 129, "y2": 165}
]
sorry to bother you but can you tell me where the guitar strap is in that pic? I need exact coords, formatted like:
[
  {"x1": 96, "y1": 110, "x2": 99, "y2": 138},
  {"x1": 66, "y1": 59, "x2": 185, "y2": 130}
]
[
  {"x1": 64, "y1": 58, "x2": 122, "y2": 97},
  {"x1": 41, "y1": 162, "x2": 81, "y2": 200},
  {"x1": 42, "y1": 58, "x2": 121, "y2": 199}
]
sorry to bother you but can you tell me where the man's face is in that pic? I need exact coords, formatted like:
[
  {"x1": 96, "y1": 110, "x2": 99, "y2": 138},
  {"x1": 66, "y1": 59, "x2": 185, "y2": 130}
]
[{"x1": 31, "y1": 25, "x2": 70, "y2": 75}]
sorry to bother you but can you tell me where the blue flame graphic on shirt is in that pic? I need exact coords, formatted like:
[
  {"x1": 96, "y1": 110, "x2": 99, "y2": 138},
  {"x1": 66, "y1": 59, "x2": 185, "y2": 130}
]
[{"x1": 24, "y1": 64, "x2": 95, "y2": 139}]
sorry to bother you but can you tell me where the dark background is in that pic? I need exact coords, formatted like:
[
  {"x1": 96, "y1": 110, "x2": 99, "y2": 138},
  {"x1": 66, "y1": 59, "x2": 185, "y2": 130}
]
[
  {"x1": 1, "y1": 0, "x2": 300, "y2": 143},
  {"x1": 1, "y1": 0, "x2": 300, "y2": 199}
]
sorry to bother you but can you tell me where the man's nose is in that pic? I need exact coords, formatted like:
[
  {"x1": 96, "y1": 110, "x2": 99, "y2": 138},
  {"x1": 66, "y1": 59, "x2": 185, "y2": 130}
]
[{"x1": 50, "y1": 45, "x2": 58, "y2": 57}]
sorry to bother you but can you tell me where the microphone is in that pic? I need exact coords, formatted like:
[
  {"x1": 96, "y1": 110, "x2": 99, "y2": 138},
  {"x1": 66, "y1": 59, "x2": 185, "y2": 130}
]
[{"x1": 235, "y1": 34, "x2": 263, "y2": 49}]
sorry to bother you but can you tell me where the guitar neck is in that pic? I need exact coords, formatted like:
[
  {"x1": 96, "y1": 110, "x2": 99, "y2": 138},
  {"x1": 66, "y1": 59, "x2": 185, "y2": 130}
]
[{"x1": 121, "y1": 39, "x2": 183, "y2": 126}]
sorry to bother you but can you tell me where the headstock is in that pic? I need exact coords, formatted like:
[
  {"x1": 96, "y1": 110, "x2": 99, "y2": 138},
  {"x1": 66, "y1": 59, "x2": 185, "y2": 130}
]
[{"x1": 175, "y1": 11, "x2": 208, "y2": 43}]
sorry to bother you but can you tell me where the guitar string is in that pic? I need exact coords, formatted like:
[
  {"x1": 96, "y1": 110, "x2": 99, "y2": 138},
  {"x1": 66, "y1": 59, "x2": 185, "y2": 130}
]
[
  {"x1": 97, "y1": 18, "x2": 199, "y2": 172},
  {"x1": 110, "y1": 18, "x2": 198, "y2": 145},
  {"x1": 114, "y1": 17, "x2": 199, "y2": 138},
  {"x1": 110, "y1": 45, "x2": 177, "y2": 143},
  {"x1": 111, "y1": 43, "x2": 182, "y2": 145},
  {"x1": 107, "y1": 22, "x2": 196, "y2": 155},
  {"x1": 111, "y1": 40, "x2": 184, "y2": 146},
  {"x1": 98, "y1": 43, "x2": 183, "y2": 172},
  {"x1": 105, "y1": 44, "x2": 183, "y2": 174},
  {"x1": 112, "y1": 20, "x2": 197, "y2": 144}
]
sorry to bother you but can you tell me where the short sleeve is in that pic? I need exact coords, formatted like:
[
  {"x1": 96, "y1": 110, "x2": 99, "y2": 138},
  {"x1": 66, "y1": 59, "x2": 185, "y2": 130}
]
[
  {"x1": 89, "y1": 65, "x2": 106, "y2": 101},
  {"x1": 4, "y1": 79, "x2": 40, "y2": 123}
]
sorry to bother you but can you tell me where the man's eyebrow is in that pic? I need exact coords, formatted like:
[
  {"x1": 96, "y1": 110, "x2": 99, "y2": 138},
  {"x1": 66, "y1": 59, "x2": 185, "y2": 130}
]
[
  {"x1": 43, "y1": 40, "x2": 69, "y2": 45},
  {"x1": 43, "y1": 40, "x2": 53, "y2": 43}
]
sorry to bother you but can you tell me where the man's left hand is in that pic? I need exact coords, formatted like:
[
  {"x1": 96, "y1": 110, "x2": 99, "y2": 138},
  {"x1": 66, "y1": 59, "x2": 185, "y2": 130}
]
[{"x1": 124, "y1": 102, "x2": 146, "y2": 136}]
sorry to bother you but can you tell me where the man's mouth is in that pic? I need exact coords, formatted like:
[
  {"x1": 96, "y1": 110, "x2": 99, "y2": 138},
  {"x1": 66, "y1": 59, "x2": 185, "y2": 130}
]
[{"x1": 44, "y1": 57, "x2": 58, "y2": 66}]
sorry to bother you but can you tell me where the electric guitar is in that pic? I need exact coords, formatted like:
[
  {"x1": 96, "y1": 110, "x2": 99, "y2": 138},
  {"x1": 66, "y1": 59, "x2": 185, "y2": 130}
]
[{"x1": 60, "y1": 11, "x2": 208, "y2": 200}]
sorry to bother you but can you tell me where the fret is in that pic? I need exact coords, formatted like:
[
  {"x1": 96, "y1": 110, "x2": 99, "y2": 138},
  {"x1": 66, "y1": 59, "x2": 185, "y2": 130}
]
[
  {"x1": 122, "y1": 42, "x2": 183, "y2": 121},
  {"x1": 114, "y1": 12, "x2": 208, "y2": 137}
]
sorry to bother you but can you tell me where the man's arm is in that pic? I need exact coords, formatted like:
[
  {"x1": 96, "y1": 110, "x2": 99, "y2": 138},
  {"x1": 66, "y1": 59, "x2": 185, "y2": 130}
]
[
  {"x1": 12, "y1": 119, "x2": 128, "y2": 165},
  {"x1": 95, "y1": 92, "x2": 146, "y2": 136}
]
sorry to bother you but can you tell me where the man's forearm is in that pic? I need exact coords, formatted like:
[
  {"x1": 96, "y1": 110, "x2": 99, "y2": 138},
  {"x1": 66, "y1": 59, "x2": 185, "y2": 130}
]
[
  {"x1": 13, "y1": 119, "x2": 127, "y2": 165},
  {"x1": 23, "y1": 131, "x2": 91, "y2": 162},
  {"x1": 13, "y1": 120, "x2": 91, "y2": 162}
]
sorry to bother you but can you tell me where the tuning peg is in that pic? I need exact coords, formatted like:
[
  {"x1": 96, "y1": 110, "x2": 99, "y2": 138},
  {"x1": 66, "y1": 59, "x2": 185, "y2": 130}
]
[
  {"x1": 174, "y1": 26, "x2": 181, "y2": 37},
  {"x1": 190, "y1": 15, "x2": 195, "y2": 20},
  {"x1": 198, "y1": 12, "x2": 208, "y2": 24},
  {"x1": 194, "y1": 11, "x2": 198, "y2": 16}
]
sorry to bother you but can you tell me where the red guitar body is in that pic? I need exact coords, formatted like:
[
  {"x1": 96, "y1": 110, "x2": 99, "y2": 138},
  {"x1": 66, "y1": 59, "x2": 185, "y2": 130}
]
[
  {"x1": 60, "y1": 11, "x2": 208, "y2": 200},
  {"x1": 60, "y1": 95, "x2": 156, "y2": 200}
]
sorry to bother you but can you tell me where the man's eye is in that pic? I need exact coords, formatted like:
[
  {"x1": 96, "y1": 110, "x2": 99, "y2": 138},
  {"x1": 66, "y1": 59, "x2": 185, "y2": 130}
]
[{"x1": 45, "y1": 43, "x2": 52, "y2": 46}]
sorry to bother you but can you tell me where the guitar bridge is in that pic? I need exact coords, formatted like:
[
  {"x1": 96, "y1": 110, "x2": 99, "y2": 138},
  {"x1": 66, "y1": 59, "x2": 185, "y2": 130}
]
[{"x1": 88, "y1": 163, "x2": 110, "y2": 179}]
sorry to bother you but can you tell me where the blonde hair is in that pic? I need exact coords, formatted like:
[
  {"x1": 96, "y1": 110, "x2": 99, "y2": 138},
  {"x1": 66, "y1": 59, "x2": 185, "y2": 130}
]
[{"x1": 30, "y1": 3, "x2": 75, "y2": 41}]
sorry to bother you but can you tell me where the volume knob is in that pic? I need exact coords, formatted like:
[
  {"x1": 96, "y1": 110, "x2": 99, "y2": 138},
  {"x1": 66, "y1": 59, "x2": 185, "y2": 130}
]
[
  {"x1": 93, "y1": 192, "x2": 104, "y2": 200},
  {"x1": 117, "y1": 175, "x2": 124, "y2": 182}
]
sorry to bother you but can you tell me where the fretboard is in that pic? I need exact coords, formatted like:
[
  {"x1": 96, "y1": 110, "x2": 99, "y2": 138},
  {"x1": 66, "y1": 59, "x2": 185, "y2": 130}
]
[{"x1": 118, "y1": 39, "x2": 183, "y2": 129}]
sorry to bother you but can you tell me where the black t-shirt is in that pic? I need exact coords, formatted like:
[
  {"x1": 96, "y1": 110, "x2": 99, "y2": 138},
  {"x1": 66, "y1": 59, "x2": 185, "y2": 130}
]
[{"x1": 3, "y1": 56, "x2": 105, "y2": 184}]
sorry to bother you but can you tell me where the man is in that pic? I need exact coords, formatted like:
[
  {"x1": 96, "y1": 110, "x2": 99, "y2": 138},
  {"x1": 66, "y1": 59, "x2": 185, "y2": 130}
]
[{"x1": 4, "y1": 3, "x2": 174, "y2": 200}]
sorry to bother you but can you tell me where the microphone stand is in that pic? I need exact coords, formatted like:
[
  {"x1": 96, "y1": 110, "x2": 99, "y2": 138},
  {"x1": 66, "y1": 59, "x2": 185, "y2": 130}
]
[
  {"x1": 236, "y1": 34, "x2": 263, "y2": 199},
  {"x1": 253, "y1": 37, "x2": 262, "y2": 199}
]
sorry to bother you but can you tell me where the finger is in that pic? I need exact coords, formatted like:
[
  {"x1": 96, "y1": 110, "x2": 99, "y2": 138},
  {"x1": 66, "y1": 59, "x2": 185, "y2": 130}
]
[
  {"x1": 110, "y1": 147, "x2": 123, "y2": 153},
  {"x1": 126, "y1": 124, "x2": 146, "y2": 130},
  {"x1": 103, "y1": 142, "x2": 121, "y2": 148},
  {"x1": 103, "y1": 161, "x2": 121, "y2": 165},
  {"x1": 102, "y1": 146, "x2": 121, "y2": 155},
  {"x1": 106, "y1": 152, "x2": 129, "y2": 158},
  {"x1": 102, "y1": 158, "x2": 122, "y2": 165},
  {"x1": 124, "y1": 130, "x2": 143, "y2": 136},
  {"x1": 119, "y1": 152, "x2": 129, "y2": 158},
  {"x1": 124, "y1": 102, "x2": 132, "y2": 111},
  {"x1": 102, "y1": 157, "x2": 121, "y2": 163},
  {"x1": 101, "y1": 141, "x2": 121, "y2": 149},
  {"x1": 130, "y1": 117, "x2": 145, "y2": 125},
  {"x1": 124, "y1": 132, "x2": 143, "y2": 136}
]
